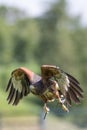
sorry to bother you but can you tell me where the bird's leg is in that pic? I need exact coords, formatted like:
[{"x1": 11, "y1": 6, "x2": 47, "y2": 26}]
[
  {"x1": 59, "y1": 98, "x2": 69, "y2": 112},
  {"x1": 51, "y1": 81, "x2": 69, "y2": 112},
  {"x1": 61, "y1": 103, "x2": 69, "y2": 112},
  {"x1": 56, "y1": 92, "x2": 69, "y2": 112},
  {"x1": 43, "y1": 103, "x2": 50, "y2": 119}
]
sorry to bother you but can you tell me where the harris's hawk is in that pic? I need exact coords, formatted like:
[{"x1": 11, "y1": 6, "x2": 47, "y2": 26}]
[{"x1": 6, "y1": 65, "x2": 83, "y2": 119}]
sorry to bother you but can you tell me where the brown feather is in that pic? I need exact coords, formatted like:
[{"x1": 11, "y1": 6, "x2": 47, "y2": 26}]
[
  {"x1": 21, "y1": 79, "x2": 29, "y2": 96},
  {"x1": 70, "y1": 81, "x2": 83, "y2": 94},
  {"x1": 66, "y1": 92, "x2": 71, "y2": 106},
  {"x1": 25, "y1": 75, "x2": 30, "y2": 94},
  {"x1": 13, "y1": 90, "x2": 20, "y2": 105},
  {"x1": 6, "y1": 68, "x2": 32, "y2": 105},
  {"x1": 65, "y1": 73, "x2": 79, "y2": 84},
  {"x1": 68, "y1": 87, "x2": 80, "y2": 103},
  {"x1": 66, "y1": 73, "x2": 83, "y2": 93},
  {"x1": 70, "y1": 83, "x2": 83, "y2": 98},
  {"x1": 6, "y1": 78, "x2": 12, "y2": 92},
  {"x1": 7, "y1": 84, "x2": 13, "y2": 101},
  {"x1": 20, "y1": 92, "x2": 23, "y2": 99},
  {"x1": 8, "y1": 87, "x2": 15, "y2": 104}
]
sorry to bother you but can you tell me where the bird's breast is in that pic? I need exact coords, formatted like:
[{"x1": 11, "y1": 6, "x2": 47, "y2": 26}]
[
  {"x1": 30, "y1": 79, "x2": 45, "y2": 95},
  {"x1": 41, "y1": 80, "x2": 59, "y2": 102},
  {"x1": 43, "y1": 89, "x2": 55, "y2": 102}
]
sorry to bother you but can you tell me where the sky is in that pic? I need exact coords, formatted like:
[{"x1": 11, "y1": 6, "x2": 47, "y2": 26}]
[{"x1": 0, "y1": 0, "x2": 87, "y2": 25}]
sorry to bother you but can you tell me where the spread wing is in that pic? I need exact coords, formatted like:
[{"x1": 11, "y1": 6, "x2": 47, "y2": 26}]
[
  {"x1": 6, "y1": 67, "x2": 32, "y2": 105},
  {"x1": 41, "y1": 65, "x2": 83, "y2": 106}
]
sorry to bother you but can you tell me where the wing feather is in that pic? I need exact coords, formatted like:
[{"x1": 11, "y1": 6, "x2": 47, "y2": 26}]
[
  {"x1": 7, "y1": 83, "x2": 13, "y2": 101},
  {"x1": 41, "y1": 65, "x2": 83, "y2": 106},
  {"x1": 6, "y1": 68, "x2": 31, "y2": 105},
  {"x1": 8, "y1": 88, "x2": 15, "y2": 104},
  {"x1": 68, "y1": 87, "x2": 80, "y2": 104},
  {"x1": 68, "y1": 76, "x2": 83, "y2": 93},
  {"x1": 65, "y1": 72, "x2": 79, "y2": 84},
  {"x1": 65, "y1": 92, "x2": 71, "y2": 106},
  {"x1": 13, "y1": 90, "x2": 20, "y2": 105},
  {"x1": 6, "y1": 78, "x2": 12, "y2": 92},
  {"x1": 69, "y1": 82, "x2": 83, "y2": 98}
]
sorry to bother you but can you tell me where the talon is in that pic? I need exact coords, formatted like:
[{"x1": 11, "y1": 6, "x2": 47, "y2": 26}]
[
  {"x1": 58, "y1": 98, "x2": 69, "y2": 112},
  {"x1": 43, "y1": 103, "x2": 50, "y2": 119},
  {"x1": 62, "y1": 104, "x2": 69, "y2": 112},
  {"x1": 44, "y1": 112, "x2": 47, "y2": 119},
  {"x1": 43, "y1": 103, "x2": 50, "y2": 113}
]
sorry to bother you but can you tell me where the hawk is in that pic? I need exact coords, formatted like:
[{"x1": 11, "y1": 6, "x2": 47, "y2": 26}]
[{"x1": 6, "y1": 65, "x2": 83, "y2": 119}]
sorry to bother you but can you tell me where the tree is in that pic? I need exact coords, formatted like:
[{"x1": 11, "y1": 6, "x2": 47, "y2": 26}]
[
  {"x1": 13, "y1": 19, "x2": 40, "y2": 63},
  {"x1": 36, "y1": 0, "x2": 77, "y2": 67}
]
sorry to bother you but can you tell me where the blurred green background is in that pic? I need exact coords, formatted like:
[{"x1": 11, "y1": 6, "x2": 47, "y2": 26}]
[{"x1": 0, "y1": 0, "x2": 87, "y2": 129}]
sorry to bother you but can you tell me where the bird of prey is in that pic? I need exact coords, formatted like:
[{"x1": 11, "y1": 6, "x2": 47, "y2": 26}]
[{"x1": 6, "y1": 65, "x2": 83, "y2": 119}]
